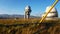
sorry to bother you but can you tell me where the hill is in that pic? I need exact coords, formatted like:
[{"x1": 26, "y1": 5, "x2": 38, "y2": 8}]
[
  {"x1": 0, "y1": 14, "x2": 60, "y2": 34},
  {"x1": 0, "y1": 14, "x2": 40, "y2": 19}
]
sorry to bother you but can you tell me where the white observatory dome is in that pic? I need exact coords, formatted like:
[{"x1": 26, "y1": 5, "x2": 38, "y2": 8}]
[
  {"x1": 42, "y1": 6, "x2": 58, "y2": 18},
  {"x1": 45, "y1": 6, "x2": 57, "y2": 13}
]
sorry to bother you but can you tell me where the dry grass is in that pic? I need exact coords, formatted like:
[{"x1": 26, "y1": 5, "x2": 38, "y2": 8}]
[
  {"x1": 0, "y1": 18, "x2": 60, "y2": 34},
  {"x1": 0, "y1": 18, "x2": 59, "y2": 24},
  {"x1": 0, "y1": 18, "x2": 40, "y2": 24}
]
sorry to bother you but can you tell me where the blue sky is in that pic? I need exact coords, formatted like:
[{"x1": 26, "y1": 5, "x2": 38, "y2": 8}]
[{"x1": 0, "y1": 0, "x2": 60, "y2": 17}]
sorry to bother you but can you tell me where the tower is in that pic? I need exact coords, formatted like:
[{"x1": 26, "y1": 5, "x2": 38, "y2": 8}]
[{"x1": 24, "y1": 5, "x2": 31, "y2": 19}]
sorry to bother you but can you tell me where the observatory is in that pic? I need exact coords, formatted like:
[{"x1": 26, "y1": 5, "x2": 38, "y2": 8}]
[
  {"x1": 42, "y1": 6, "x2": 58, "y2": 20},
  {"x1": 24, "y1": 5, "x2": 31, "y2": 19}
]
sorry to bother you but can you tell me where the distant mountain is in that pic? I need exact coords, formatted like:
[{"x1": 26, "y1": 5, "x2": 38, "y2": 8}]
[{"x1": 0, "y1": 14, "x2": 40, "y2": 19}]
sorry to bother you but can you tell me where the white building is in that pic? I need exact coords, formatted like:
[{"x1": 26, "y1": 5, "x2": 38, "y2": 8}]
[
  {"x1": 42, "y1": 6, "x2": 58, "y2": 20},
  {"x1": 24, "y1": 5, "x2": 31, "y2": 19}
]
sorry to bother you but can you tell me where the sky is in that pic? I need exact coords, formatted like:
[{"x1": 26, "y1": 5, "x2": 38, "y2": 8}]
[{"x1": 0, "y1": 0, "x2": 60, "y2": 17}]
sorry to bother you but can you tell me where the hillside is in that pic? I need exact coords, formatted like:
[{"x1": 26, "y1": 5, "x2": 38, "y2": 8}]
[
  {"x1": 0, "y1": 18, "x2": 60, "y2": 34},
  {"x1": 0, "y1": 14, "x2": 40, "y2": 19}
]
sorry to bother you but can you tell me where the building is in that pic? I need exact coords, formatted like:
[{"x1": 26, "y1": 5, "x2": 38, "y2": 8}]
[
  {"x1": 24, "y1": 5, "x2": 31, "y2": 19},
  {"x1": 42, "y1": 6, "x2": 58, "y2": 20}
]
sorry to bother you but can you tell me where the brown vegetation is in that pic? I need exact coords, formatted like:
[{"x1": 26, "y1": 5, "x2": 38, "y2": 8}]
[{"x1": 0, "y1": 18, "x2": 60, "y2": 34}]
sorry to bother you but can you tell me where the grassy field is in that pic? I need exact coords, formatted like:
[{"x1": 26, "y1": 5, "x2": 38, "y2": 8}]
[
  {"x1": 0, "y1": 18, "x2": 59, "y2": 24},
  {"x1": 0, "y1": 18, "x2": 60, "y2": 34}
]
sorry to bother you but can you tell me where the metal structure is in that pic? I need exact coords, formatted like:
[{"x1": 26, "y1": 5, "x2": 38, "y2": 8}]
[
  {"x1": 24, "y1": 6, "x2": 31, "y2": 19},
  {"x1": 40, "y1": 0, "x2": 59, "y2": 23}
]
